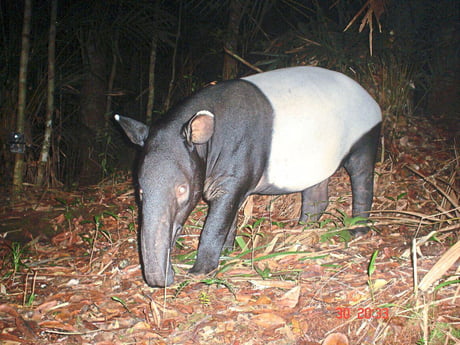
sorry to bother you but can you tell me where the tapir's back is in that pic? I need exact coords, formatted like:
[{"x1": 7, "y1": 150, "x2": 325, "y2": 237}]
[{"x1": 243, "y1": 66, "x2": 382, "y2": 192}]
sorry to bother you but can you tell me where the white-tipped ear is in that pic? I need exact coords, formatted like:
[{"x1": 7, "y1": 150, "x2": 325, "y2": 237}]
[
  {"x1": 114, "y1": 114, "x2": 149, "y2": 147},
  {"x1": 185, "y1": 110, "x2": 215, "y2": 144}
]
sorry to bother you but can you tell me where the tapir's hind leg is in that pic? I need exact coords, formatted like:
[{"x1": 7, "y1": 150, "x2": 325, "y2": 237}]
[
  {"x1": 343, "y1": 124, "x2": 381, "y2": 235},
  {"x1": 300, "y1": 178, "x2": 329, "y2": 223}
]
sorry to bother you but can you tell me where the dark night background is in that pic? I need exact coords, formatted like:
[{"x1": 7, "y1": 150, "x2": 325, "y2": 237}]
[{"x1": 0, "y1": 0, "x2": 459, "y2": 190}]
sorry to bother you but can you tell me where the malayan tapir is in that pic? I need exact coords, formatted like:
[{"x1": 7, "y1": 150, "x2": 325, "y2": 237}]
[{"x1": 115, "y1": 66, "x2": 382, "y2": 287}]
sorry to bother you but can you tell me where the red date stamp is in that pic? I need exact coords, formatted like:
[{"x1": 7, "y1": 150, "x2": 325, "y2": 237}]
[{"x1": 336, "y1": 307, "x2": 389, "y2": 319}]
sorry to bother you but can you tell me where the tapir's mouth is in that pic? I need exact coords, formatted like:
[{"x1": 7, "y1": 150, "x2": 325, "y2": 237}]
[
  {"x1": 141, "y1": 222, "x2": 184, "y2": 287},
  {"x1": 171, "y1": 225, "x2": 183, "y2": 247}
]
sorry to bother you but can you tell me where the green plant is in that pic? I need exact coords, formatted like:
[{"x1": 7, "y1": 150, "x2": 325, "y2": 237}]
[
  {"x1": 182, "y1": 74, "x2": 202, "y2": 94},
  {"x1": 385, "y1": 191, "x2": 408, "y2": 208},
  {"x1": 241, "y1": 217, "x2": 266, "y2": 269},
  {"x1": 174, "y1": 277, "x2": 236, "y2": 299},
  {"x1": 25, "y1": 293, "x2": 36, "y2": 307},
  {"x1": 270, "y1": 220, "x2": 286, "y2": 229},
  {"x1": 385, "y1": 192, "x2": 407, "y2": 202},
  {"x1": 93, "y1": 214, "x2": 109, "y2": 242},
  {"x1": 9, "y1": 242, "x2": 27, "y2": 278},
  {"x1": 81, "y1": 211, "x2": 119, "y2": 266},
  {"x1": 427, "y1": 322, "x2": 460, "y2": 345},
  {"x1": 363, "y1": 56, "x2": 416, "y2": 123},
  {"x1": 55, "y1": 197, "x2": 74, "y2": 232},
  {"x1": 198, "y1": 291, "x2": 211, "y2": 306},
  {"x1": 234, "y1": 235, "x2": 248, "y2": 252},
  {"x1": 318, "y1": 210, "x2": 370, "y2": 243},
  {"x1": 175, "y1": 237, "x2": 186, "y2": 249},
  {"x1": 111, "y1": 296, "x2": 130, "y2": 313},
  {"x1": 367, "y1": 250, "x2": 379, "y2": 301},
  {"x1": 82, "y1": 211, "x2": 118, "y2": 245},
  {"x1": 337, "y1": 210, "x2": 369, "y2": 229},
  {"x1": 174, "y1": 279, "x2": 191, "y2": 298},
  {"x1": 254, "y1": 264, "x2": 272, "y2": 280},
  {"x1": 99, "y1": 132, "x2": 116, "y2": 179},
  {"x1": 22, "y1": 270, "x2": 38, "y2": 307},
  {"x1": 434, "y1": 278, "x2": 460, "y2": 292},
  {"x1": 202, "y1": 277, "x2": 236, "y2": 296},
  {"x1": 183, "y1": 205, "x2": 207, "y2": 233},
  {"x1": 127, "y1": 205, "x2": 136, "y2": 232},
  {"x1": 174, "y1": 250, "x2": 197, "y2": 266}
]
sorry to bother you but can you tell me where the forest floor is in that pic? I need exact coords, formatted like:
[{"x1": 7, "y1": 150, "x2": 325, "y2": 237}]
[{"x1": 0, "y1": 115, "x2": 459, "y2": 345}]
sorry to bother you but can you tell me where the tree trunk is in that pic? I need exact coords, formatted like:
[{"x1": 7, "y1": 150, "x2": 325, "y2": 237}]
[
  {"x1": 37, "y1": 0, "x2": 57, "y2": 187},
  {"x1": 163, "y1": 0, "x2": 182, "y2": 112},
  {"x1": 13, "y1": 0, "x2": 32, "y2": 194},
  {"x1": 105, "y1": 41, "x2": 117, "y2": 133},
  {"x1": 145, "y1": 36, "x2": 158, "y2": 126},
  {"x1": 78, "y1": 34, "x2": 107, "y2": 185},
  {"x1": 222, "y1": 0, "x2": 244, "y2": 80},
  {"x1": 146, "y1": 1, "x2": 161, "y2": 125}
]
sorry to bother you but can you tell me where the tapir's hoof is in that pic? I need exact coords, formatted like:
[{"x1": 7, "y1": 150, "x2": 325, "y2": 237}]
[{"x1": 189, "y1": 263, "x2": 216, "y2": 275}]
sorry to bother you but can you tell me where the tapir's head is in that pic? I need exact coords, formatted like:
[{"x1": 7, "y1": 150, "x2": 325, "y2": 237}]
[{"x1": 114, "y1": 111, "x2": 214, "y2": 287}]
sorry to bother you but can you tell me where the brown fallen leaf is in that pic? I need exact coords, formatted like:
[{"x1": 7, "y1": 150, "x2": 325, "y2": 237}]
[
  {"x1": 0, "y1": 304, "x2": 37, "y2": 340},
  {"x1": 249, "y1": 279, "x2": 296, "y2": 289},
  {"x1": 277, "y1": 285, "x2": 300, "y2": 308},
  {"x1": 277, "y1": 324, "x2": 297, "y2": 343},
  {"x1": 254, "y1": 294, "x2": 272, "y2": 305},
  {"x1": 235, "y1": 292, "x2": 253, "y2": 303},
  {"x1": 39, "y1": 320, "x2": 78, "y2": 332},
  {"x1": 291, "y1": 316, "x2": 310, "y2": 335},
  {"x1": 252, "y1": 312, "x2": 285, "y2": 329},
  {"x1": 0, "y1": 332, "x2": 24, "y2": 343},
  {"x1": 53, "y1": 213, "x2": 66, "y2": 225},
  {"x1": 132, "y1": 321, "x2": 152, "y2": 330},
  {"x1": 34, "y1": 300, "x2": 59, "y2": 314},
  {"x1": 323, "y1": 332, "x2": 349, "y2": 345}
]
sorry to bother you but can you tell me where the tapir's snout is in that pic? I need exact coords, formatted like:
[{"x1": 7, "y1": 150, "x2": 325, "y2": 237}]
[
  {"x1": 140, "y1": 216, "x2": 177, "y2": 287},
  {"x1": 142, "y1": 226, "x2": 181, "y2": 288},
  {"x1": 141, "y1": 241, "x2": 176, "y2": 287}
]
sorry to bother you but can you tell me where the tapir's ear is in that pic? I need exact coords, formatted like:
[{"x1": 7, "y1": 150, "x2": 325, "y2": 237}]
[
  {"x1": 184, "y1": 110, "x2": 215, "y2": 145},
  {"x1": 114, "y1": 114, "x2": 149, "y2": 147}
]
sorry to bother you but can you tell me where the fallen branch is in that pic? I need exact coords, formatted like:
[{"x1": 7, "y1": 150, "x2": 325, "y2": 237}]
[{"x1": 418, "y1": 239, "x2": 460, "y2": 291}]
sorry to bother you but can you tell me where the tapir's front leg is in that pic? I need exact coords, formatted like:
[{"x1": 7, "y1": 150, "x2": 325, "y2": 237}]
[
  {"x1": 223, "y1": 215, "x2": 238, "y2": 251},
  {"x1": 190, "y1": 191, "x2": 245, "y2": 275}
]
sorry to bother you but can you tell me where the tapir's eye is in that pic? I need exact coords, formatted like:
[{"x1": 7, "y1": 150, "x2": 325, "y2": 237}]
[
  {"x1": 178, "y1": 186, "x2": 186, "y2": 194},
  {"x1": 176, "y1": 184, "x2": 189, "y2": 201}
]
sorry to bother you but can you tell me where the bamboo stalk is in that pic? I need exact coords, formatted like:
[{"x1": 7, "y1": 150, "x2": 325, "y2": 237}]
[
  {"x1": 13, "y1": 0, "x2": 32, "y2": 194},
  {"x1": 37, "y1": 0, "x2": 57, "y2": 187}
]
